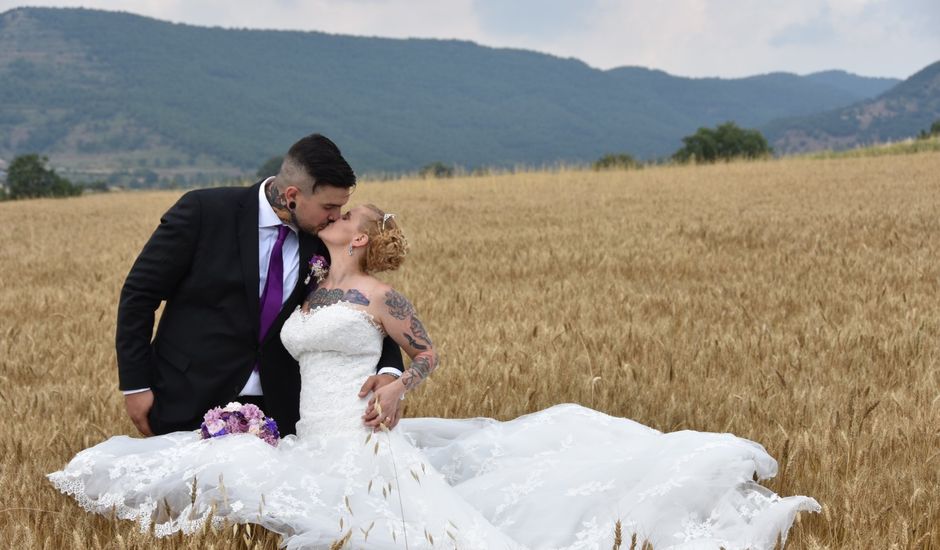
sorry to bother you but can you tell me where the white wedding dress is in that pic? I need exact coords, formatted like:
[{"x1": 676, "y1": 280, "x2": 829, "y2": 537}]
[{"x1": 49, "y1": 303, "x2": 819, "y2": 549}]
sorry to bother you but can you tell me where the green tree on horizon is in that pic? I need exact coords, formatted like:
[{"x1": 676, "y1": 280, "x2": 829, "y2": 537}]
[
  {"x1": 419, "y1": 162, "x2": 455, "y2": 179},
  {"x1": 917, "y1": 119, "x2": 940, "y2": 140},
  {"x1": 6, "y1": 154, "x2": 82, "y2": 200},
  {"x1": 593, "y1": 153, "x2": 640, "y2": 171},
  {"x1": 673, "y1": 122, "x2": 772, "y2": 163}
]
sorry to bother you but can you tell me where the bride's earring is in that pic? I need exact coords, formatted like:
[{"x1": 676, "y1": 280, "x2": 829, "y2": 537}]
[{"x1": 347, "y1": 245, "x2": 354, "y2": 256}]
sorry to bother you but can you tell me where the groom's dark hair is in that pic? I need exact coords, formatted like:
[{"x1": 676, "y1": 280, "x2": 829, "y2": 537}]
[{"x1": 286, "y1": 133, "x2": 356, "y2": 192}]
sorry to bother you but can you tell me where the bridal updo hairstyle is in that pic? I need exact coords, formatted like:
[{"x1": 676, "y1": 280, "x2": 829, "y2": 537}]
[{"x1": 359, "y1": 204, "x2": 408, "y2": 273}]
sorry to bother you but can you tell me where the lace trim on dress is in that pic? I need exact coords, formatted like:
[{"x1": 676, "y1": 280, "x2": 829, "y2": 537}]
[{"x1": 297, "y1": 303, "x2": 387, "y2": 336}]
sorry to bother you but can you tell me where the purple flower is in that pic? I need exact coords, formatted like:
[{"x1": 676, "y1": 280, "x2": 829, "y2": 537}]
[
  {"x1": 203, "y1": 408, "x2": 223, "y2": 425},
  {"x1": 240, "y1": 403, "x2": 263, "y2": 421},
  {"x1": 224, "y1": 411, "x2": 249, "y2": 433},
  {"x1": 264, "y1": 418, "x2": 280, "y2": 436},
  {"x1": 304, "y1": 255, "x2": 330, "y2": 286}
]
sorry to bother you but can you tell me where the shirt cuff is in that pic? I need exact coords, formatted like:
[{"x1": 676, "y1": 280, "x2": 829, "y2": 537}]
[
  {"x1": 377, "y1": 367, "x2": 401, "y2": 378},
  {"x1": 122, "y1": 387, "x2": 151, "y2": 395}
]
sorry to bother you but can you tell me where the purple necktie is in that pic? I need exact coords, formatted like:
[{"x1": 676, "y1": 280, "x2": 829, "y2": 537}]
[{"x1": 258, "y1": 225, "x2": 291, "y2": 343}]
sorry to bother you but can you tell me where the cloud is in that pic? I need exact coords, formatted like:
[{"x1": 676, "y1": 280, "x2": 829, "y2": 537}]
[
  {"x1": 771, "y1": 10, "x2": 836, "y2": 47},
  {"x1": 534, "y1": 0, "x2": 939, "y2": 78},
  {"x1": 1, "y1": 0, "x2": 936, "y2": 78},
  {"x1": 470, "y1": 0, "x2": 596, "y2": 41}
]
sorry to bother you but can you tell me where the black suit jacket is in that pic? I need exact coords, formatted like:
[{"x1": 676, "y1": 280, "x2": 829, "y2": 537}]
[{"x1": 116, "y1": 182, "x2": 404, "y2": 435}]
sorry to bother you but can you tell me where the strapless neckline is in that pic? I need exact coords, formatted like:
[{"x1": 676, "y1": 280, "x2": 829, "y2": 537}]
[{"x1": 293, "y1": 302, "x2": 385, "y2": 336}]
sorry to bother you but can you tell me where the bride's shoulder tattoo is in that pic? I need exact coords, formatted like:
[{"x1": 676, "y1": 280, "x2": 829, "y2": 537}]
[
  {"x1": 306, "y1": 287, "x2": 370, "y2": 309},
  {"x1": 384, "y1": 289, "x2": 415, "y2": 320},
  {"x1": 342, "y1": 289, "x2": 370, "y2": 306},
  {"x1": 307, "y1": 287, "x2": 343, "y2": 308}
]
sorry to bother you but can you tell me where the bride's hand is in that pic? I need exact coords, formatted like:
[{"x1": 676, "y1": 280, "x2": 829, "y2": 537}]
[{"x1": 362, "y1": 378, "x2": 405, "y2": 431}]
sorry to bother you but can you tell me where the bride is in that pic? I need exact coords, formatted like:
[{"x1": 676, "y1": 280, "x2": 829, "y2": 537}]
[{"x1": 49, "y1": 205, "x2": 819, "y2": 549}]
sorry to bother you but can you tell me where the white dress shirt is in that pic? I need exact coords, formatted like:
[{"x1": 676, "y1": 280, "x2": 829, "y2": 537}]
[{"x1": 239, "y1": 177, "x2": 301, "y2": 396}]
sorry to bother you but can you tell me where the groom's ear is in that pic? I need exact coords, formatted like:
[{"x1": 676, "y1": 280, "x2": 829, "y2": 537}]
[{"x1": 283, "y1": 185, "x2": 300, "y2": 202}]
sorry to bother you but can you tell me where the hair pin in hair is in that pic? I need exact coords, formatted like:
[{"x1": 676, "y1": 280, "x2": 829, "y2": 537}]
[{"x1": 381, "y1": 213, "x2": 396, "y2": 230}]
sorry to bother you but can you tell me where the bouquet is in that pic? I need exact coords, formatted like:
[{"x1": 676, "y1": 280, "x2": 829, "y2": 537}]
[{"x1": 199, "y1": 402, "x2": 280, "y2": 447}]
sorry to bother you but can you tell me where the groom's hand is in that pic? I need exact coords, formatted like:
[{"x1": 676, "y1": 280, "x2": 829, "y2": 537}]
[
  {"x1": 358, "y1": 373, "x2": 398, "y2": 399},
  {"x1": 359, "y1": 374, "x2": 404, "y2": 431},
  {"x1": 124, "y1": 390, "x2": 155, "y2": 437}
]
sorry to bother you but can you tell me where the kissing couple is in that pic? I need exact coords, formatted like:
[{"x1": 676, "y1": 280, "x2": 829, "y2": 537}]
[{"x1": 49, "y1": 133, "x2": 819, "y2": 549}]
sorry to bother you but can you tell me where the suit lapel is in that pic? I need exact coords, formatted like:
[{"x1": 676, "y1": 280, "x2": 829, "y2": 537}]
[{"x1": 238, "y1": 183, "x2": 262, "y2": 341}]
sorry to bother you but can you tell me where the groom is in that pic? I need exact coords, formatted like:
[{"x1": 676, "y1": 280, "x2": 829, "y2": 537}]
[{"x1": 116, "y1": 133, "x2": 404, "y2": 436}]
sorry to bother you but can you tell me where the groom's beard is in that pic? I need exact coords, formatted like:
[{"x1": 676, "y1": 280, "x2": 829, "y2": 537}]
[{"x1": 293, "y1": 213, "x2": 331, "y2": 236}]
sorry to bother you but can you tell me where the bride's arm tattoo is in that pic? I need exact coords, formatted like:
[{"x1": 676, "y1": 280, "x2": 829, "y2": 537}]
[
  {"x1": 400, "y1": 354, "x2": 436, "y2": 391},
  {"x1": 384, "y1": 290, "x2": 433, "y2": 348},
  {"x1": 404, "y1": 333, "x2": 427, "y2": 351},
  {"x1": 409, "y1": 316, "x2": 433, "y2": 347},
  {"x1": 385, "y1": 289, "x2": 415, "y2": 320},
  {"x1": 383, "y1": 288, "x2": 438, "y2": 391}
]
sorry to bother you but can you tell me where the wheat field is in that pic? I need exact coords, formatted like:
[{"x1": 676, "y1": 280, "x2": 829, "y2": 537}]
[{"x1": 1, "y1": 152, "x2": 938, "y2": 549}]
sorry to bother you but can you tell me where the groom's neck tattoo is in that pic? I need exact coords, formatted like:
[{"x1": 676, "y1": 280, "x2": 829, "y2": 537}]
[
  {"x1": 265, "y1": 180, "x2": 293, "y2": 225},
  {"x1": 305, "y1": 287, "x2": 370, "y2": 309},
  {"x1": 265, "y1": 180, "x2": 286, "y2": 210}
]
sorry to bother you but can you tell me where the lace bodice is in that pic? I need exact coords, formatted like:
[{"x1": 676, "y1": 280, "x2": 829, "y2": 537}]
[{"x1": 280, "y1": 304, "x2": 384, "y2": 439}]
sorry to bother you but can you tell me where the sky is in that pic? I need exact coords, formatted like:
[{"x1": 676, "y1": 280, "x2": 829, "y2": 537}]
[{"x1": 2, "y1": 0, "x2": 938, "y2": 79}]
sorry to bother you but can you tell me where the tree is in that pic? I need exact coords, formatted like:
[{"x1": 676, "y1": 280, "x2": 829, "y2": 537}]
[
  {"x1": 7, "y1": 154, "x2": 82, "y2": 199},
  {"x1": 419, "y1": 162, "x2": 454, "y2": 179},
  {"x1": 673, "y1": 122, "x2": 772, "y2": 163},
  {"x1": 918, "y1": 120, "x2": 940, "y2": 140},
  {"x1": 593, "y1": 153, "x2": 639, "y2": 171},
  {"x1": 256, "y1": 155, "x2": 284, "y2": 180}
]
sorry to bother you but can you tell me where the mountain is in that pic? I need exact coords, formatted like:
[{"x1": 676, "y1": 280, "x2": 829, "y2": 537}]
[
  {"x1": 604, "y1": 67, "x2": 897, "y2": 132},
  {"x1": 803, "y1": 70, "x2": 899, "y2": 99},
  {"x1": 763, "y1": 61, "x2": 940, "y2": 154},
  {"x1": 0, "y1": 7, "x2": 904, "y2": 181}
]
